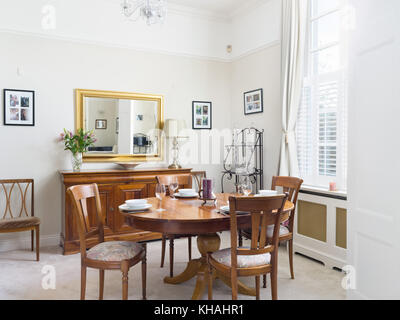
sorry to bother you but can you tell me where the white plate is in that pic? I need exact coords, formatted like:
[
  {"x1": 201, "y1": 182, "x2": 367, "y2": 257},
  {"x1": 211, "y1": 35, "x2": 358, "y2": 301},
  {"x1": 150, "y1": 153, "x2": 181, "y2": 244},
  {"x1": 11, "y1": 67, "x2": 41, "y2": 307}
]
[
  {"x1": 258, "y1": 190, "x2": 278, "y2": 196},
  {"x1": 119, "y1": 204, "x2": 152, "y2": 212},
  {"x1": 178, "y1": 189, "x2": 196, "y2": 195},
  {"x1": 174, "y1": 193, "x2": 198, "y2": 198},
  {"x1": 220, "y1": 205, "x2": 230, "y2": 213},
  {"x1": 125, "y1": 199, "x2": 148, "y2": 206}
]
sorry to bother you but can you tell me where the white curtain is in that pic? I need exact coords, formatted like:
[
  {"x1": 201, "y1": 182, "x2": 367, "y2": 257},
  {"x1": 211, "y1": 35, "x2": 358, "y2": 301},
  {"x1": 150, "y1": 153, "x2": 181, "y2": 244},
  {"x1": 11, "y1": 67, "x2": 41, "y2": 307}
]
[{"x1": 279, "y1": 0, "x2": 308, "y2": 177}]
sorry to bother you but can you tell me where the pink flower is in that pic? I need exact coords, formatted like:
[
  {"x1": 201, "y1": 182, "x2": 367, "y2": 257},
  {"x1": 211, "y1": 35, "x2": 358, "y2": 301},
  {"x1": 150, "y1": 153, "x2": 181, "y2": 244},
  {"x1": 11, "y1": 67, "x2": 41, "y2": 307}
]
[
  {"x1": 93, "y1": 139, "x2": 98, "y2": 143},
  {"x1": 59, "y1": 133, "x2": 65, "y2": 142}
]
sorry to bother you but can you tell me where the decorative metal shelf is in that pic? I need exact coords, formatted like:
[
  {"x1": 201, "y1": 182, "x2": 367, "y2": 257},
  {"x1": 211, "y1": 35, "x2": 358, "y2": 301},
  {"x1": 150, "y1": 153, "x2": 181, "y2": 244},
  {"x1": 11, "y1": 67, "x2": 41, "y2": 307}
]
[{"x1": 221, "y1": 128, "x2": 264, "y2": 194}]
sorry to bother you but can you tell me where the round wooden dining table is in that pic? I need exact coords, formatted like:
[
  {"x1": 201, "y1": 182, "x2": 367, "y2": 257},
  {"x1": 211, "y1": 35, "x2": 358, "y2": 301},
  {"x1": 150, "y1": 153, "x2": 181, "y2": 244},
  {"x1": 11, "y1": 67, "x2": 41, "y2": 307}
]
[{"x1": 122, "y1": 193, "x2": 294, "y2": 300}]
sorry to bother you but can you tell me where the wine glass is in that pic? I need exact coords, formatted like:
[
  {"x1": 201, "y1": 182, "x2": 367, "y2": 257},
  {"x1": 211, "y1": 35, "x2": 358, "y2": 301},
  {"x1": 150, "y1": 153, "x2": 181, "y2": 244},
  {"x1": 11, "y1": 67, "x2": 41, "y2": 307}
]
[
  {"x1": 242, "y1": 177, "x2": 252, "y2": 197},
  {"x1": 169, "y1": 177, "x2": 179, "y2": 200},
  {"x1": 155, "y1": 184, "x2": 166, "y2": 212}
]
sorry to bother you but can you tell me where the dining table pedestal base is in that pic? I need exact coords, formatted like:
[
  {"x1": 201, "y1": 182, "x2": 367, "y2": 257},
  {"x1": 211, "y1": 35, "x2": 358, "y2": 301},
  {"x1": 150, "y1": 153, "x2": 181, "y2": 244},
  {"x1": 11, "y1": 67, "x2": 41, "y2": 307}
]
[{"x1": 163, "y1": 233, "x2": 256, "y2": 300}]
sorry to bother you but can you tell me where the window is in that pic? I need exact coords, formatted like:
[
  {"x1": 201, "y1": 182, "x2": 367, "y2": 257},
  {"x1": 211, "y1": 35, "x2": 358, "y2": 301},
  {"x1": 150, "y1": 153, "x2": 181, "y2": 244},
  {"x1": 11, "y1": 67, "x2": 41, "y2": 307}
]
[{"x1": 296, "y1": 0, "x2": 348, "y2": 191}]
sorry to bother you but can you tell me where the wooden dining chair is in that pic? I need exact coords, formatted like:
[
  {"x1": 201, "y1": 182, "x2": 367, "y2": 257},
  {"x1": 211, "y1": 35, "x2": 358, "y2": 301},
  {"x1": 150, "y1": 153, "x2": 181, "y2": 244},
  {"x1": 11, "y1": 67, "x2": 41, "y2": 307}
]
[
  {"x1": 190, "y1": 171, "x2": 207, "y2": 191},
  {"x1": 67, "y1": 184, "x2": 146, "y2": 300},
  {"x1": 156, "y1": 174, "x2": 193, "y2": 277},
  {"x1": 207, "y1": 194, "x2": 288, "y2": 300},
  {"x1": 239, "y1": 176, "x2": 303, "y2": 286},
  {"x1": 0, "y1": 179, "x2": 40, "y2": 261}
]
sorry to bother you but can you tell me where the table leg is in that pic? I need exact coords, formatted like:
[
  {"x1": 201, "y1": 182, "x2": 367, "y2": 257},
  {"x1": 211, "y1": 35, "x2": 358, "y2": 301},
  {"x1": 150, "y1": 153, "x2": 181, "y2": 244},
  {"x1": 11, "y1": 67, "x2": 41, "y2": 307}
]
[{"x1": 163, "y1": 233, "x2": 256, "y2": 299}]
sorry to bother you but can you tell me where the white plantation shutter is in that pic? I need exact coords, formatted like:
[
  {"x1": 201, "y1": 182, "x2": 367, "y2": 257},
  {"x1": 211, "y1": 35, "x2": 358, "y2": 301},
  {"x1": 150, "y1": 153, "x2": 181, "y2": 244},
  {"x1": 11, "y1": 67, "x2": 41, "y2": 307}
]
[{"x1": 296, "y1": 0, "x2": 347, "y2": 191}]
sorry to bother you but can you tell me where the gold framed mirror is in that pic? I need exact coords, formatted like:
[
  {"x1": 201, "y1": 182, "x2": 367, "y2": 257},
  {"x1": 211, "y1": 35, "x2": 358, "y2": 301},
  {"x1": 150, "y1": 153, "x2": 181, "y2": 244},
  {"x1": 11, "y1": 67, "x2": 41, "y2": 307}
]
[{"x1": 76, "y1": 89, "x2": 164, "y2": 163}]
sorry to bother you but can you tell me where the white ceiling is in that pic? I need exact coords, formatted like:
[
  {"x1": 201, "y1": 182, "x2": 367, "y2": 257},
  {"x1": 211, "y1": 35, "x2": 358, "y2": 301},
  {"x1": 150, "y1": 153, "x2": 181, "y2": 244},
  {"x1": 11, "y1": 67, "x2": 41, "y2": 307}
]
[
  {"x1": 169, "y1": 0, "x2": 260, "y2": 15},
  {"x1": 114, "y1": 0, "x2": 268, "y2": 19}
]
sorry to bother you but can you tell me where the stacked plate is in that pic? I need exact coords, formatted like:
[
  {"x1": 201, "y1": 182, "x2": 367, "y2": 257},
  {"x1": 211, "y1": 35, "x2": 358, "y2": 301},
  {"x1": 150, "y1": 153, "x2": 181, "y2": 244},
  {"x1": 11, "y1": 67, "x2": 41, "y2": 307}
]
[
  {"x1": 254, "y1": 190, "x2": 278, "y2": 197},
  {"x1": 119, "y1": 199, "x2": 152, "y2": 212},
  {"x1": 174, "y1": 189, "x2": 198, "y2": 198}
]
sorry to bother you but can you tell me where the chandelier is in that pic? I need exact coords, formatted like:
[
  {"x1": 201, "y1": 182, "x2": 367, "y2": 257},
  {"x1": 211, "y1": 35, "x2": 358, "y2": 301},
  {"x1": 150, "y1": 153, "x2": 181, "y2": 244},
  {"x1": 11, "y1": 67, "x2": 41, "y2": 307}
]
[{"x1": 121, "y1": 0, "x2": 167, "y2": 25}]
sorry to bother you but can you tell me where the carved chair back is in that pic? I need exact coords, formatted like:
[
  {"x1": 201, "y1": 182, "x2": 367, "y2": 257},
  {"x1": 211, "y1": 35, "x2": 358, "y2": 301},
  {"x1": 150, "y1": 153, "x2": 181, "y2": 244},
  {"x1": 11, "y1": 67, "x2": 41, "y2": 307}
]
[{"x1": 67, "y1": 184, "x2": 104, "y2": 257}]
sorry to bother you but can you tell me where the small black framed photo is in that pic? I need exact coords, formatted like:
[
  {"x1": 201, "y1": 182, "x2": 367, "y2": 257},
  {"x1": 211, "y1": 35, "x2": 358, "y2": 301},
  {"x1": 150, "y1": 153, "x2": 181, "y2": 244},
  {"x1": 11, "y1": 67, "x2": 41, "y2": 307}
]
[
  {"x1": 192, "y1": 101, "x2": 212, "y2": 130},
  {"x1": 95, "y1": 119, "x2": 107, "y2": 130},
  {"x1": 244, "y1": 88, "x2": 263, "y2": 115},
  {"x1": 3, "y1": 89, "x2": 35, "y2": 126}
]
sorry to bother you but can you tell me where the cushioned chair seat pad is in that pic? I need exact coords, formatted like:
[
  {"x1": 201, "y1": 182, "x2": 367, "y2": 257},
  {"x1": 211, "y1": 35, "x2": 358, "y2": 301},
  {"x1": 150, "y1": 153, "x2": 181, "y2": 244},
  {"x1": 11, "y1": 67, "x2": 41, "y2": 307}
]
[
  {"x1": 266, "y1": 225, "x2": 290, "y2": 238},
  {"x1": 243, "y1": 225, "x2": 290, "y2": 239},
  {"x1": 211, "y1": 248, "x2": 271, "y2": 268},
  {"x1": 0, "y1": 217, "x2": 40, "y2": 230},
  {"x1": 87, "y1": 241, "x2": 144, "y2": 262}
]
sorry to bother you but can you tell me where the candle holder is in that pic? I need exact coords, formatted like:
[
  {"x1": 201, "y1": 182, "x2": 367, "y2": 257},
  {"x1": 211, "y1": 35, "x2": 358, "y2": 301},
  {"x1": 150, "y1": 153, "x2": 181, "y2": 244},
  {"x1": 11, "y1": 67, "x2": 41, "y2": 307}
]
[
  {"x1": 199, "y1": 177, "x2": 216, "y2": 206},
  {"x1": 198, "y1": 189, "x2": 217, "y2": 206}
]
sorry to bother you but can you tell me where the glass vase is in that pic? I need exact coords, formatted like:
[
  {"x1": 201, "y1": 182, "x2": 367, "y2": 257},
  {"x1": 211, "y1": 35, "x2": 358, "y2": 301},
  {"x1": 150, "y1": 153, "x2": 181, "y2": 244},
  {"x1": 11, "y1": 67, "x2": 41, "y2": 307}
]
[{"x1": 71, "y1": 153, "x2": 83, "y2": 172}]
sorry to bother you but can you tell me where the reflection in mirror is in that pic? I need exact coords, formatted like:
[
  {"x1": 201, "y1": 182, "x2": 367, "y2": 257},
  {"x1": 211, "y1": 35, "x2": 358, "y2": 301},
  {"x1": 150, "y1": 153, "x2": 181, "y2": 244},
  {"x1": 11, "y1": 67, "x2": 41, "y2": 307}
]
[{"x1": 84, "y1": 97, "x2": 159, "y2": 156}]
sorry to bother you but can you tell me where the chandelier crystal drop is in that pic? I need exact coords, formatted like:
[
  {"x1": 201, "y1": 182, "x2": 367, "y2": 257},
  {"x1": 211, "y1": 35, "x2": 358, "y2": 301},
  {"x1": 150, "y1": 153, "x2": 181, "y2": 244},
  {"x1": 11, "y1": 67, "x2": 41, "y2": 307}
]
[{"x1": 121, "y1": 0, "x2": 167, "y2": 25}]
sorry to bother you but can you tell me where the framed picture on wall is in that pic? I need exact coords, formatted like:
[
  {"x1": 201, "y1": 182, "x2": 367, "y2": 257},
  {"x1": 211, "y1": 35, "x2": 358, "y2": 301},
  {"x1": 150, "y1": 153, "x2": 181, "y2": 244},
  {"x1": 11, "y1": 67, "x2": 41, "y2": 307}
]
[
  {"x1": 95, "y1": 119, "x2": 107, "y2": 130},
  {"x1": 3, "y1": 89, "x2": 35, "y2": 126},
  {"x1": 244, "y1": 88, "x2": 263, "y2": 115},
  {"x1": 192, "y1": 101, "x2": 212, "y2": 130}
]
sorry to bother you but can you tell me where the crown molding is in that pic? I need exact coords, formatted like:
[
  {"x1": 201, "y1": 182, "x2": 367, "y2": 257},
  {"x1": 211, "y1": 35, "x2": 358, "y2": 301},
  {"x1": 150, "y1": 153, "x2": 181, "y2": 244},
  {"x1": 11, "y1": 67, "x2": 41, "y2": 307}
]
[
  {"x1": 230, "y1": 40, "x2": 281, "y2": 62},
  {"x1": 0, "y1": 28, "x2": 232, "y2": 63}
]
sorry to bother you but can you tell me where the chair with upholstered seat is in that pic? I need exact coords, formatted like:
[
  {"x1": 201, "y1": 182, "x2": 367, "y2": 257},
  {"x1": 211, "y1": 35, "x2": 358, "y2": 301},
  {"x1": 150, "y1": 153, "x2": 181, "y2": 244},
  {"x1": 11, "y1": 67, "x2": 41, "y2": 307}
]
[
  {"x1": 156, "y1": 174, "x2": 194, "y2": 277},
  {"x1": 67, "y1": 184, "x2": 146, "y2": 300},
  {"x1": 207, "y1": 194, "x2": 288, "y2": 300},
  {"x1": 239, "y1": 176, "x2": 303, "y2": 286},
  {"x1": 0, "y1": 179, "x2": 40, "y2": 261}
]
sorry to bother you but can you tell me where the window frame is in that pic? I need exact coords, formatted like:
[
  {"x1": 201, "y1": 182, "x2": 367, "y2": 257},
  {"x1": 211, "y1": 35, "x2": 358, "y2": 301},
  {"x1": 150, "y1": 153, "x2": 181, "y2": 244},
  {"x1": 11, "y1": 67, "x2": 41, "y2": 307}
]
[{"x1": 297, "y1": 0, "x2": 348, "y2": 191}]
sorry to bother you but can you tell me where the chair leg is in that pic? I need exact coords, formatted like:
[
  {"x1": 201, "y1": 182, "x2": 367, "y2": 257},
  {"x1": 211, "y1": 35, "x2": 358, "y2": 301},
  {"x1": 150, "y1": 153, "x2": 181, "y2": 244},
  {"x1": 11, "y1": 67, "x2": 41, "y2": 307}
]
[
  {"x1": 263, "y1": 274, "x2": 267, "y2": 288},
  {"x1": 238, "y1": 230, "x2": 243, "y2": 247},
  {"x1": 169, "y1": 237, "x2": 174, "y2": 278},
  {"x1": 121, "y1": 261, "x2": 129, "y2": 300},
  {"x1": 288, "y1": 239, "x2": 295, "y2": 279},
  {"x1": 207, "y1": 256, "x2": 213, "y2": 300},
  {"x1": 99, "y1": 270, "x2": 105, "y2": 300},
  {"x1": 255, "y1": 276, "x2": 260, "y2": 300},
  {"x1": 81, "y1": 266, "x2": 87, "y2": 300},
  {"x1": 35, "y1": 225, "x2": 40, "y2": 262},
  {"x1": 231, "y1": 270, "x2": 238, "y2": 300},
  {"x1": 142, "y1": 244, "x2": 147, "y2": 300},
  {"x1": 160, "y1": 235, "x2": 166, "y2": 268},
  {"x1": 188, "y1": 237, "x2": 192, "y2": 261},
  {"x1": 270, "y1": 269, "x2": 278, "y2": 300},
  {"x1": 31, "y1": 230, "x2": 34, "y2": 252}
]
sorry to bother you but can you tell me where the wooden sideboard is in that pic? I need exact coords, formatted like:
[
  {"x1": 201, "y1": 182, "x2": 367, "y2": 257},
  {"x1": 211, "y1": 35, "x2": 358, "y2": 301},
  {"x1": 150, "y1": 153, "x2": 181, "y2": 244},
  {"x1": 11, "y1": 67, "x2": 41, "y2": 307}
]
[{"x1": 60, "y1": 168, "x2": 192, "y2": 255}]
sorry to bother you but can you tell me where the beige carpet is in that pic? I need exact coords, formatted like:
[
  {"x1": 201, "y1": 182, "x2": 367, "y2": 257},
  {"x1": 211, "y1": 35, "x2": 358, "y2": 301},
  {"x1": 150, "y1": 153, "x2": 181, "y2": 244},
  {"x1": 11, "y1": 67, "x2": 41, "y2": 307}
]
[{"x1": 0, "y1": 232, "x2": 346, "y2": 300}]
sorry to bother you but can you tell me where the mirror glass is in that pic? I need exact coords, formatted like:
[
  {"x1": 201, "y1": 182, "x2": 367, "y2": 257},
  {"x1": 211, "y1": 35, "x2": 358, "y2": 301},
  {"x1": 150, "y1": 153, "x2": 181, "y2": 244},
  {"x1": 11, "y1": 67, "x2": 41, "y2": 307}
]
[{"x1": 84, "y1": 97, "x2": 160, "y2": 156}]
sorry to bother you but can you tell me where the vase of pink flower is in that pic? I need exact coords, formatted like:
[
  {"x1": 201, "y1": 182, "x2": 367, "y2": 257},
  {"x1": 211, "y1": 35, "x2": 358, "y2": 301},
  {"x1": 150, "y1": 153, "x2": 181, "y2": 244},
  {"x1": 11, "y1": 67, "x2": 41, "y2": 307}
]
[{"x1": 59, "y1": 129, "x2": 97, "y2": 172}]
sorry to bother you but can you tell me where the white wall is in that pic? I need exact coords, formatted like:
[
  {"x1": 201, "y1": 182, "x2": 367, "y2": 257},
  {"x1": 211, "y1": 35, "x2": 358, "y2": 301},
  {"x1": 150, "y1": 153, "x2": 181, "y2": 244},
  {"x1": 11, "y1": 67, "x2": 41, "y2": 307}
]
[
  {"x1": 231, "y1": 0, "x2": 281, "y2": 59},
  {"x1": 230, "y1": 43, "x2": 282, "y2": 189},
  {"x1": 229, "y1": 0, "x2": 282, "y2": 189},
  {"x1": 0, "y1": 32, "x2": 231, "y2": 245}
]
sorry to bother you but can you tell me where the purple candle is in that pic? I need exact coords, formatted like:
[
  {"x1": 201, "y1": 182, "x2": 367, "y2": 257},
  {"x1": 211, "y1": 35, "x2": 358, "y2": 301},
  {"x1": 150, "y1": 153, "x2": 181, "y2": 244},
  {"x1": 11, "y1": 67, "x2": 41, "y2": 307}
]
[{"x1": 203, "y1": 179, "x2": 213, "y2": 199}]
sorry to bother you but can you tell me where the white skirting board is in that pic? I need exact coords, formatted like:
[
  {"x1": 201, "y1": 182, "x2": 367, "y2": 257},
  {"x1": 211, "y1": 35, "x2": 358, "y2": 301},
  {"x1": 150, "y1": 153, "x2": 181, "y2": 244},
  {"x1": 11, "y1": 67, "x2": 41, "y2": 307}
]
[{"x1": 0, "y1": 234, "x2": 60, "y2": 253}]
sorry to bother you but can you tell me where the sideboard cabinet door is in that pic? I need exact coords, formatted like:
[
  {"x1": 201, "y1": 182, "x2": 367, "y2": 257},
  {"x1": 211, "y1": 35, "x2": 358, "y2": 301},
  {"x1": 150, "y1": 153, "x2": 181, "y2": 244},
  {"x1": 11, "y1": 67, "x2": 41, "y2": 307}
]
[{"x1": 114, "y1": 183, "x2": 148, "y2": 232}]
